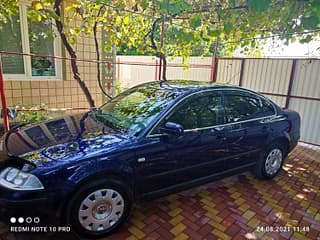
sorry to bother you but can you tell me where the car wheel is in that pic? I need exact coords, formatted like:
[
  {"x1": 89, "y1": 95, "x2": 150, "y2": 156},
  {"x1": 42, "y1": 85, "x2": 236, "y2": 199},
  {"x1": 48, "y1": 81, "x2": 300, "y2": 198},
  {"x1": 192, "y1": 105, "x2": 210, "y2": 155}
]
[
  {"x1": 255, "y1": 143, "x2": 285, "y2": 179},
  {"x1": 67, "y1": 179, "x2": 131, "y2": 239}
]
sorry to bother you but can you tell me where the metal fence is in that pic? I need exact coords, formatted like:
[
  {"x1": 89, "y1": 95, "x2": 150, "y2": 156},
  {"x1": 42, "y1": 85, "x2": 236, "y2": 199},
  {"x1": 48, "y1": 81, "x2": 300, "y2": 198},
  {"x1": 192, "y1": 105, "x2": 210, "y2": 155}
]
[{"x1": 117, "y1": 56, "x2": 320, "y2": 146}]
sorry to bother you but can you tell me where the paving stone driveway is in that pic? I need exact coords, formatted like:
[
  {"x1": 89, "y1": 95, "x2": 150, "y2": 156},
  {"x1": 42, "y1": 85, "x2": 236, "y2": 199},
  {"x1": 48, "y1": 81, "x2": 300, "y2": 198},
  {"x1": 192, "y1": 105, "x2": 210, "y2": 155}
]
[{"x1": 0, "y1": 143, "x2": 319, "y2": 240}]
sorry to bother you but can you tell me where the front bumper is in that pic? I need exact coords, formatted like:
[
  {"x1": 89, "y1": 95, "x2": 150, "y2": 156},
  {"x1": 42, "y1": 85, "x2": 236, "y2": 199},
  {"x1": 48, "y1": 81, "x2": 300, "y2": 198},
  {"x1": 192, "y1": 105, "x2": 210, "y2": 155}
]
[
  {"x1": 0, "y1": 197, "x2": 49, "y2": 222},
  {"x1": 0, "y1": 185, "x2": 65, "y2": 226},
  {"x1": 0, "y1": 159, "x2": 55, "y2": 220},
  {"x1": 0, "y1": 162, "x2": 76, "y2": 227}
]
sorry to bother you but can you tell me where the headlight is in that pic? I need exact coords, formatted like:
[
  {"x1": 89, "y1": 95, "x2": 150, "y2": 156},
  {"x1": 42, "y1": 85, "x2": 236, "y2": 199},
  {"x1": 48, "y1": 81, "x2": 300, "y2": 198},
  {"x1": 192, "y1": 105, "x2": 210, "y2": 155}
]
[{"x1": 0, "y1": 167, "x2": 44, "y2": 190}]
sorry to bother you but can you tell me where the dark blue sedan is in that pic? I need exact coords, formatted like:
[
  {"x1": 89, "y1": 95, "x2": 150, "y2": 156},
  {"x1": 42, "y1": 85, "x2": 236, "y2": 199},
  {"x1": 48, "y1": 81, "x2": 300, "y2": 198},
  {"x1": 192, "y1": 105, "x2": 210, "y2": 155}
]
[{"x1": 0, "y1": 80, "x2": 300, "y2": 238}]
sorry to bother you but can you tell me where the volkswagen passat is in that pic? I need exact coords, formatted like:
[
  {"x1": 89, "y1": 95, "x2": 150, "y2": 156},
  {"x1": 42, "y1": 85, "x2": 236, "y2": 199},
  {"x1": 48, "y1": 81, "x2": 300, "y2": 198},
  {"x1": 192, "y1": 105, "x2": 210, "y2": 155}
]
[{"x1": 0, "y1": 81, "x2": 300, "y2": 238}]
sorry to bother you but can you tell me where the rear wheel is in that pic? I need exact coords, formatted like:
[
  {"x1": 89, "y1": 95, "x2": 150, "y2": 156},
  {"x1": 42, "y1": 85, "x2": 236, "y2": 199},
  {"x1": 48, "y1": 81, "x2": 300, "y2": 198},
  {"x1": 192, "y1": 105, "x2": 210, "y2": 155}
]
[
  {"x1": 67, "y1": 179, "x2": 131, "y2": 239},
  {"x1": 255, "y1": 143, "x2": 286, "y2": 179}
]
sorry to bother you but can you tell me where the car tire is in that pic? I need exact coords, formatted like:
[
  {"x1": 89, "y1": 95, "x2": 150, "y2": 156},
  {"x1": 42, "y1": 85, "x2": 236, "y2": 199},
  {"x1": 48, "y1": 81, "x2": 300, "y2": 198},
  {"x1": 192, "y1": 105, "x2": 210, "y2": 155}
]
[
  {"x1": 255, "y1": 143, "x2": 286, "y2": 179},
  {"x1": 66, "y1": 179, "x2": 132, "y2": 239}
]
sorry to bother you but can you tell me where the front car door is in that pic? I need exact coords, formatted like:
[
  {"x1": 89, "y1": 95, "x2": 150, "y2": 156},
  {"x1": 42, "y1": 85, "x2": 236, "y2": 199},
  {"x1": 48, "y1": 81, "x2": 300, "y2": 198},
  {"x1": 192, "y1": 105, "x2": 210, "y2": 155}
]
[{"x1": 146, "y1": 91, "x2": 228, "y2": 189}]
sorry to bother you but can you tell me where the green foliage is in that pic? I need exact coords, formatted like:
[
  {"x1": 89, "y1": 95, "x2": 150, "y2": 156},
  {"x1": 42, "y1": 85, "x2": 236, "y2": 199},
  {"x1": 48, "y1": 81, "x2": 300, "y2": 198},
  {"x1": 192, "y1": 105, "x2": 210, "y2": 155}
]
[
  {"x1": 1, "y1": 0, "x2": 320, "y2": 61},
  {"x1": 0, "y1": 0, "x2": 19, "y2": 23},
  {"x1": 18, "y1": 110, "x2": 47, "y2": 124},
  {"x1": 248, "y1": 0, "x2": 271, "y2": 12},
  {"x1": 115, "y1": 80, "x2": 128, "y2": 95},
  {"x1": 14, "y1": 104, "x2": 48, "y2": 124}
]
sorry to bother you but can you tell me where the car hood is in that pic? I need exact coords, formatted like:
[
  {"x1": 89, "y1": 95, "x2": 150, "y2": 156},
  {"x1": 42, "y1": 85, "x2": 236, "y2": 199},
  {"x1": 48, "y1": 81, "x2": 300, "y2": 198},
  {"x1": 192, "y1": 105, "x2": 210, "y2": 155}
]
[{"x1": 3, "y1": 111, "x2": 130, "y2": 167}]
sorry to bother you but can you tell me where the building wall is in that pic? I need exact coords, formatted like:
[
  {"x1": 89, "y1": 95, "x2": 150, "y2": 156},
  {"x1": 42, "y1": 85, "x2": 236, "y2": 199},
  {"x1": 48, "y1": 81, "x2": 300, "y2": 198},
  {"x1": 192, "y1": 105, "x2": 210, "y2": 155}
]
[{"x1": 1, "y1": 0, "x2": 115, "y2": 110}]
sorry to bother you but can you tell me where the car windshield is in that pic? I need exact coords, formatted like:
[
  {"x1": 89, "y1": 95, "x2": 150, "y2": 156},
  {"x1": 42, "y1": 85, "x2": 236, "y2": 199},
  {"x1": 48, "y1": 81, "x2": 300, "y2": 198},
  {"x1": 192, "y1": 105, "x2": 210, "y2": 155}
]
[{"x1": 94, "y1": 84, "x2": 180, "y2": 136}]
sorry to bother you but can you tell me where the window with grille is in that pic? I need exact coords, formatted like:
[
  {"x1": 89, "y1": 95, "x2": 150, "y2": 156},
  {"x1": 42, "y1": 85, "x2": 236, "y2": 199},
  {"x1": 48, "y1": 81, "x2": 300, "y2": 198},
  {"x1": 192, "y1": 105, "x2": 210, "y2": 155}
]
[{"x1": 0, "y1": 4, "x2": 62, "y2": 80}]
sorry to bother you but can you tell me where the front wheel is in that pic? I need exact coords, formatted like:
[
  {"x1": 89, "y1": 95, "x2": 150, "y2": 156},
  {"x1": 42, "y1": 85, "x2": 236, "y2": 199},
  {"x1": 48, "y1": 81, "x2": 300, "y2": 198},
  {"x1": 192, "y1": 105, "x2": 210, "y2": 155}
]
[
  {"x1": 67, "y1": 180, "x2": 131, "y2": 239},
  {"x1": 255, "y1": 144, "x2": 285, "y2": 179}
]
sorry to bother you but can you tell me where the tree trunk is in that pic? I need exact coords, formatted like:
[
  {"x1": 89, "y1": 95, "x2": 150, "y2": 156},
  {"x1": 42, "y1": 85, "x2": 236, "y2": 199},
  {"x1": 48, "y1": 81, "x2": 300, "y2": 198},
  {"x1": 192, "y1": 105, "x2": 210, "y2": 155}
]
[{"x1": 150, "y1": 17, "x2": 167, "y2": 81}]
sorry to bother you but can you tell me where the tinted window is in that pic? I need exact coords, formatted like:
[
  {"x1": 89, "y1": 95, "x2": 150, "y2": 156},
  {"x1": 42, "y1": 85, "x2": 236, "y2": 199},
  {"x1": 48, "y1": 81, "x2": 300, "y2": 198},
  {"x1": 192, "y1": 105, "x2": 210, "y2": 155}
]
[
  {"x1": 224, "y1": 93, "x2": 274, "y2": 123},
  {"x1": 164, "y1": 93, "x2": 224, "y2": 130}
]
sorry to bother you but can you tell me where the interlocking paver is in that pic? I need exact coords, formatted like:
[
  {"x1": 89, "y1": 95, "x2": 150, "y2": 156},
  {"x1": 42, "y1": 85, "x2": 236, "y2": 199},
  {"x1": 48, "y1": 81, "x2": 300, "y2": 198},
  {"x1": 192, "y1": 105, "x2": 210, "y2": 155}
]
[
  {"x1": 0, "y1": 143, "x2": 320, "y2": 240},
  {"x1": 170, "y1": 223, "x2": 186, "y2": 236},
  {"x1": 128, "y1": 226, "x2": 145, "y2": 239}
]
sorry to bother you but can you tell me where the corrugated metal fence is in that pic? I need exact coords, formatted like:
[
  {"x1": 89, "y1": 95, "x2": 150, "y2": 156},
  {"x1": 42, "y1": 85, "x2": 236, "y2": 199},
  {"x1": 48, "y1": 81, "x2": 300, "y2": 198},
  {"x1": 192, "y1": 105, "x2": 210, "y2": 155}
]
[
  {"x1": 216, "y1": 58, "x2": 320, "y2": 146},
  {"x1": 117, "y1": 56, "x2": 320, "y2": 146}
]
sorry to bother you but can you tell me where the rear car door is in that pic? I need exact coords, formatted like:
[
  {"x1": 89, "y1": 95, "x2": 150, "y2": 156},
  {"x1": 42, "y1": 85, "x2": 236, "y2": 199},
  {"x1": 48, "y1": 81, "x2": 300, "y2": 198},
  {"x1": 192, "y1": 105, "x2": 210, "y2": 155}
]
[{"x1": 223, "y1": 90, "x2": 275, "y2": 169}]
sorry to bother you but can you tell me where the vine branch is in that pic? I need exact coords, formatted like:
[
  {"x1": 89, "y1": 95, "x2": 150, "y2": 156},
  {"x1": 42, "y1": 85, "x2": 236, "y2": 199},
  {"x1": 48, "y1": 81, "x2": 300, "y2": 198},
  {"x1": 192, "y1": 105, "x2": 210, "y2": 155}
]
[
  {"x1": 54, "y1": 0, "x2": 95, "y2": 107},
  {"x1": 93, "y1": 5, "x2": 113, "y2": 99},
  {"x1": 150, "y1": 17, "x2": 167, "y2": 81}
]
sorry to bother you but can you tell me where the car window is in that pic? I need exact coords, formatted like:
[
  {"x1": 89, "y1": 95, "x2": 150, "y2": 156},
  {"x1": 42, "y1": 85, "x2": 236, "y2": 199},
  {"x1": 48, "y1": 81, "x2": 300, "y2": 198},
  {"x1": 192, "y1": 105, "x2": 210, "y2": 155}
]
[
  {"x1": 153, "y1": 92, "x2": 224, "y2": 132},
  {"x1": 224, "y1": 93, "x2": 274, "y2": 123}
]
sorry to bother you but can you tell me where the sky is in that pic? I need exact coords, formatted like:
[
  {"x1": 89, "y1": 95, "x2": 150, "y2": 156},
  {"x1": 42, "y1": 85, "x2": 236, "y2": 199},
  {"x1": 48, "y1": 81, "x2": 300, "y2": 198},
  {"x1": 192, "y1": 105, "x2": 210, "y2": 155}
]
[
  {"x1": 261, "y1": 38, "x2": 320, "y2": 57},
  {"x1": 234, "y1": 37, "x2": 320, "y2": 58}
]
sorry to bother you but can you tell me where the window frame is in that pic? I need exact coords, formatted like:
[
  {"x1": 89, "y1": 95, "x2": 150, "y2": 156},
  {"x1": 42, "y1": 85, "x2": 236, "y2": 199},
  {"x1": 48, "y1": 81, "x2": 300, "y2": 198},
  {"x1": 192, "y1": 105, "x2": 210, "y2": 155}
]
[
  {"x1": 2, "y1": 3, "x2": 62, "y2": 81},
  {"x1": 146, "y1": 88, "x2": 278, "y2": 138}
]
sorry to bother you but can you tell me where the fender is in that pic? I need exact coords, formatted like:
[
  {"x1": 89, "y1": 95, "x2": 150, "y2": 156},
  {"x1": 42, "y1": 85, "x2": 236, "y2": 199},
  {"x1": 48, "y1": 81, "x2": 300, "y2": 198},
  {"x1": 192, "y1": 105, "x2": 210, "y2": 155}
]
[
  {"x1": 54, "y1": 156, "x2": 136, "y2": 219},
  {"x1": 67, "y1": 156, "x2": 135, "y2": 188}
]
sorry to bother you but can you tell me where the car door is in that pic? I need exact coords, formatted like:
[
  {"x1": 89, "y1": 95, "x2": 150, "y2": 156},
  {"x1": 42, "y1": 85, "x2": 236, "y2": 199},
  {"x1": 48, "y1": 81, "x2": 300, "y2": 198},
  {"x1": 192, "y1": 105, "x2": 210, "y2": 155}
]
[
  {"x1": 147, "y1": 91, "x2": 228, "y2": 187},
  {"x1": 134, "y1": 136, "x2": 174, "y2": 195},
  {"x1": 223, "y1": 90, "x2": 274, "y2": 169}
]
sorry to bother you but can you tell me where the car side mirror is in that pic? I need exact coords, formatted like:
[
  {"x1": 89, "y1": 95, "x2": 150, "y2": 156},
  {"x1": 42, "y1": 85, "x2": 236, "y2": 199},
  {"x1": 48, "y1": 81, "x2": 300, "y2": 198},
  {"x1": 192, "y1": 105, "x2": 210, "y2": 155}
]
[{"x1": 160, "y1": 122, "x2": 184, "y2": 136}]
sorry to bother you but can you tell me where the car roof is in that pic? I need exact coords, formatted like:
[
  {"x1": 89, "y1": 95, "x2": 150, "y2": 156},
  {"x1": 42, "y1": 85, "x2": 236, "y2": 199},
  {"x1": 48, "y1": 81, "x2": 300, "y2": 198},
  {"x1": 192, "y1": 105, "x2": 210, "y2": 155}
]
[{"x1": 136, "y1": 80, "x2": 245, "y2": 93}]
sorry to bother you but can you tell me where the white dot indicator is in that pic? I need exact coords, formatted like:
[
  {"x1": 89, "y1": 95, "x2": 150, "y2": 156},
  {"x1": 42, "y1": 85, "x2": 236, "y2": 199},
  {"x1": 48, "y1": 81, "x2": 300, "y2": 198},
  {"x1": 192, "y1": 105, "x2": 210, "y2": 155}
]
[
  {"x1": 34, "y1": 217, "x2": 40, "y2": 224},
  {"x1": 10, "y1": 217, "x2": 16, "y2": 223},
  {"x1": 18, "y1": 217, "x2": 24, "y2": 223}
]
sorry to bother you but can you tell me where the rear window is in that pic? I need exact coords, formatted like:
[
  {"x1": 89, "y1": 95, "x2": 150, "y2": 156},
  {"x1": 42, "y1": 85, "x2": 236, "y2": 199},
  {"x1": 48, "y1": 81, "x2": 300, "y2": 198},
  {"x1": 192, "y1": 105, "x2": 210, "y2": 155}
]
[{"x1": 224, "y1": 92, "x2": 275, "y2": 123}]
